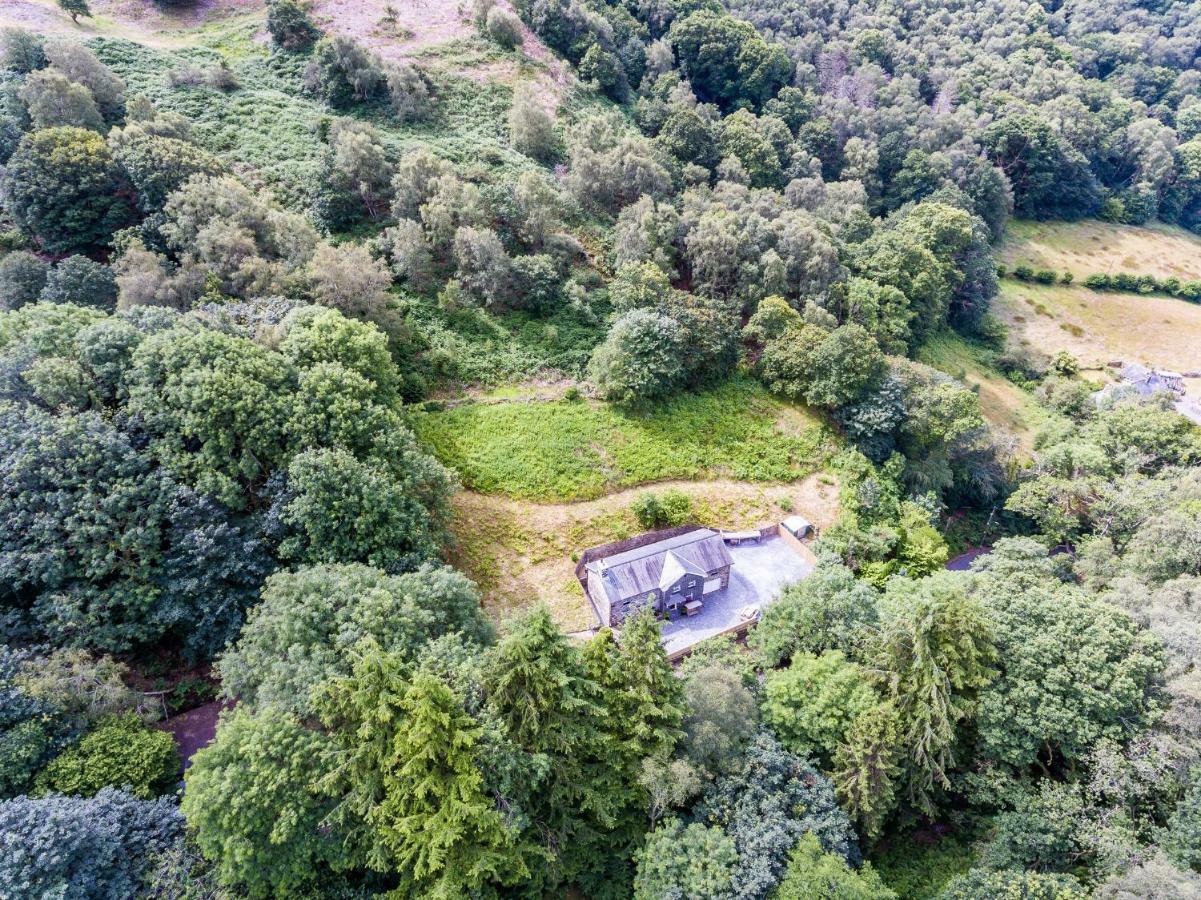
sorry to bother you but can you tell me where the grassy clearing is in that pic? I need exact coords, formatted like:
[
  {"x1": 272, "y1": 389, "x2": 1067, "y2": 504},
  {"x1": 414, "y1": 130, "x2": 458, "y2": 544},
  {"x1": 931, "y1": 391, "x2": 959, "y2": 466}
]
[
  {"x1": 997, "y1": 280, "x2": 1201, "y2": 398},
  {"x1": 406, "y1": 293, "x2": 608, "y2": 387},
  {"x1": 999, "y1": 219, "x2": 1201, "y2": 283},
  {"x1": 917, "y1": 331, "x2": 1056, "y2": 451},
  {"x1": 412, "y1": 378, "x2": 836, "y2": 502},
  {"x1": 446, "y1": 475, "x2": 841, "y2": 631}
]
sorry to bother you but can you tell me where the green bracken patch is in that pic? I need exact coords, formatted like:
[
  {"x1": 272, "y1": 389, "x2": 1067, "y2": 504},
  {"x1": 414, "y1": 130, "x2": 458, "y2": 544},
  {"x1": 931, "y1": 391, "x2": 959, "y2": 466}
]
[{"x1": 411, "y1": 378, "x2": 835, "y2": 501}]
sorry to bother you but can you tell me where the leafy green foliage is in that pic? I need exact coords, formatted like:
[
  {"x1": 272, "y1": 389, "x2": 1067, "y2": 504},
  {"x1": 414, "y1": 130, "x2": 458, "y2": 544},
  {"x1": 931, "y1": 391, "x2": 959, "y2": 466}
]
[
  {"x1": 34, "y1": 714, "x2": 178, "y2": 799},
  {"x1": 630, "y1": 488, "x2": 693, "y2": 529},
  {"x1": 693, "y1": 732, "x2": 860, "y2": 898},
  {"x1": 751, "y1": 561, "x2": 879, "y2": 668},
  {"x1": 39, "y1": 255, "x2": 117, "y2": 309},
  {"x1": 938, "y1": 868, "x2": 1088, "y2": 900},
  {"x1": 972, "y1": 541, "x2": 1163, "y2": 771},
  {"x1": 1165, "y1": 767, "x2": 1201, "y2": 872},
  {"x1": 4, "y1": 127, "x2": 132, "y2": 253},
  {"x1": 776, "y1": 832, "x2": 895, "y2": 900},
  {"x1": 668, "y1": 12, "x2": 792, "y2": 112},
  {"x1": 183, "y1": 708, "x2": 339, "y2": 897},
  {"x1": 0, "y1": 251, "x2": 50, "y2": 311},
  {"x1": 218, "y1": 563, "x2": 492, "y2": 717},
  {"x1": 633, "y1": 818, "x2": 738, "y2": 900},
  {"x1": 763, "y1": 651, "x2": 880, "y2": 764}
]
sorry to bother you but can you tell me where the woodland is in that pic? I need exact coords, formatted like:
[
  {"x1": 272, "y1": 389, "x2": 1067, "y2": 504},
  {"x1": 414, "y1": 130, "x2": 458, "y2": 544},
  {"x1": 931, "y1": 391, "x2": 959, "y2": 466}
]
[{"x1": 0, "y1": 0, "x2": 1200, "y2": 896}]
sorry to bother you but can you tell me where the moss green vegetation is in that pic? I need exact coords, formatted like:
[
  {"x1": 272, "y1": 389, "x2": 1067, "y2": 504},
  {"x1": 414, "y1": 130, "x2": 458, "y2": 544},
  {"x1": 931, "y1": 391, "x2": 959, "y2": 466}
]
[
  {"x1": 871, "y1": 834, "x2": 977, "y2": 900},
  {"x1": 405, "y1": 292, "x2": 608, "y2": 385},
  {"x1": 88, "y1": 35, "x2": 544, "y2": 211},
  {"x1": 412, "y1": 378, "x2": 835, "y2": 501}
]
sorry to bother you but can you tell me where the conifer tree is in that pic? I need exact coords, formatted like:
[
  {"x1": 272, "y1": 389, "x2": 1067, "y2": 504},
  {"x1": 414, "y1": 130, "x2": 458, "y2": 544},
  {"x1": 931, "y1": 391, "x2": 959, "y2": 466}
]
[
  {"x1": 319, "y1": 644, "x2": 529, "y2": 894},
  {"x1": 484, "y1": 607, "x2": 618, "y2": 893},
  {"x1": 872, "y1": 574, "x2": 995, "y2": 816},
  {"x1": 832, "y1": 702, "x2": 902, "y2": 840},
  {"x1": 615, "y1": 608, "x2": 686, "y2": 761}
]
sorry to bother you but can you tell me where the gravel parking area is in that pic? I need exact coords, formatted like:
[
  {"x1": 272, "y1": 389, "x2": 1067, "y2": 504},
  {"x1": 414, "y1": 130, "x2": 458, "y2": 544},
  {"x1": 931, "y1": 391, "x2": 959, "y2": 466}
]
[{"x1": 659, "y1": 536, "x2": 812, "y2": 657}]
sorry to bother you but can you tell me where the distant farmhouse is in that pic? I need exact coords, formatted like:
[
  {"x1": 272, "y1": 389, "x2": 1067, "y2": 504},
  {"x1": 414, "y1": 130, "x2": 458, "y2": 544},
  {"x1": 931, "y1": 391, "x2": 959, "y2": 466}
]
[
  {"x1": 1096, "y1": 363, "x2": 1185, "y2": 401},
  {"x1": 583, "y1": 528, "x2": 733, "y2": 627},
  {"x1": 1096, "y1": 362, "x2": 1201, "y2": 424}
]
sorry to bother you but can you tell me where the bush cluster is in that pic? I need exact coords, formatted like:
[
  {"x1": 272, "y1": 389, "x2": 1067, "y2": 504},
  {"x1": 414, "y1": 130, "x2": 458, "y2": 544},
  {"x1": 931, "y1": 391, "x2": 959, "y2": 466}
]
[{"x1": 1082, "y1": 271, "x2": 1201, "y2": 301}]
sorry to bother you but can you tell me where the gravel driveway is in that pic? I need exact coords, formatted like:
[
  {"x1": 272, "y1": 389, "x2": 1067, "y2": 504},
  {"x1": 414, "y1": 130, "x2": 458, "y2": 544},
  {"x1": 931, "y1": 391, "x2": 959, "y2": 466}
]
[{"x1": 660, "y1": 536, "x2": 812, "y2": 657}]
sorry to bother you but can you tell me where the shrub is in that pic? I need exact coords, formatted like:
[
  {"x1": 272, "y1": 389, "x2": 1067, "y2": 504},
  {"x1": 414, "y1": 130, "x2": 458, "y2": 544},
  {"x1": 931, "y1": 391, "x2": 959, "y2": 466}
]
[
  {"x1": 40, "y1": 254, "x2": 118, "y2": 309},
  {"x1": 631, "y1": 489, "x2": 694, "y2": 530},
  {"x1": 938, "y1": 868, "x2": 1088, "y2": 899},
  {"x1": 386, "y1": 61, "x2": 434, "y2": 122},
  {"x1": 112, "y1": 133, "x2": 226, "y2": 214},
  {"x1": 43, "y1": 40, "x2": 124, "y2": 123},
  {"x1": 3, "y1": 127, "x2": 132, "y2": 254},
  {"x1": 34, "y1": 714, "x2": 179, "y2": 799},
  {"x1": 0, "y1": 788, "x2": 184, "y2": 898},
  {"x1": 1012, "y1": 264, "x2": 1034, "y2": 281},
  {"x1": 1033, "y1": 269, "x2": 1057, "y2": 284},
  {"x1": 1061, "y1": 271, "x2": 1074, "y2": 285},
  {"x1": 1083, "y1": 273, "x2": 1110, "y2": 289},
  {"x1": 453, "y1": 226, "x2": 512, "y2": 307},
  {"x1": 0, "y1": 251, "x2": 51, "y2": 310},
  {"x1": 304, "y1": 36, "x2": 388, "y2": 109},
  {"x1": 19, "y1": 69, "x2": 104, "y2": 131},
  {"x1": 509, "y1": 82, "x2": 557, "y2": 161},
  {"x1": 0, "y1": 27, "x2": 46, "y2": 73},
  {"x1": 267, "y1": 0, "x2": 321, "y2": 50},
  {"x1": 485, "y1": 6, "x2": 524, "y2": 50},
  {"x1": 1050, "y1": 350, "x2": 1079, "y2": 377},
  {"x1": 510, "y1": 253, "x2": 561, "y2": 313}
]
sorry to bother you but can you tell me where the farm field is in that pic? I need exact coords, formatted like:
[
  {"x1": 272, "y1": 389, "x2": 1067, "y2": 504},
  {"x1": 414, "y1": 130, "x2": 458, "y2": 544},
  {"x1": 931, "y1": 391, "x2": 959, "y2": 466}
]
[
  {"x1": 445, "y1": 475, "x2": 840, "y2": 631},
  {"x1": 999, "y1": 218, "x2": 1201, "y2": 283},
  {"x1": 410, "y1": 378, "x2": 837, "y2": 501},
  {"x1": 996, "y1": 280, "x2": 1201, "y2": 398}
]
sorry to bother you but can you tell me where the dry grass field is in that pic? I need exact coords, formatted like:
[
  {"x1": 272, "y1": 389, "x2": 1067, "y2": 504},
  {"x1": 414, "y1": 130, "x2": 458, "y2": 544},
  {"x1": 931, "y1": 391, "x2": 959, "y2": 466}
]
[
  {"x1": 997, "y1": 281, "x2": 1201, "y2": 397},
  {"x1": 999, "y1": 219, "x2": 1201, "y2": 283},
  {"x1": 0, "y1": 0, "x2": 569, "y2": 97},
  {"x1": 445, "y1": 475, "x2": 841, "y2": 632},
  {"x1": 996, "y1": 219, "x2": 1201, "y2": 401}
]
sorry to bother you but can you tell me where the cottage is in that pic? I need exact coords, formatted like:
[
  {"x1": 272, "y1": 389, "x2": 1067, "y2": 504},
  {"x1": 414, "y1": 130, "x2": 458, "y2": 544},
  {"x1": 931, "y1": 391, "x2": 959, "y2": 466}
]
[{"x1": 584, "y1": 528, "x2": 733, "y2": 627}]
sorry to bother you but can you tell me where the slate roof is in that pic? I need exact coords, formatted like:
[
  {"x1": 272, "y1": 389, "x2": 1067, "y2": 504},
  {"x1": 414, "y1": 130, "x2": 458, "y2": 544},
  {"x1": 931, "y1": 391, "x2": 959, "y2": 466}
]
[{"x1": 586, "y1": 529, "x2": 733, "y2": 603}]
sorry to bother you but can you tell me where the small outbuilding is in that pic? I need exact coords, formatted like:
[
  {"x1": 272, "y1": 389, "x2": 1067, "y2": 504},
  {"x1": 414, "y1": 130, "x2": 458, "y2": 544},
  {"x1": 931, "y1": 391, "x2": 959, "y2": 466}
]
[
  {"x1": 584, "y1": 528, "x2": 733, "y2": 627},
  {"x1": 781, "y1": 515, "x2": 813, "y2": 539}
]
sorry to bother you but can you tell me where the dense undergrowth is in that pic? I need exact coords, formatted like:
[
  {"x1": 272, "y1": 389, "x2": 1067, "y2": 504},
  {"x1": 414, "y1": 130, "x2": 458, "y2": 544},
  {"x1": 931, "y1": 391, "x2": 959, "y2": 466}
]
[{"x1": 412, "y1": 377, "x2": 834, "y2": 500}]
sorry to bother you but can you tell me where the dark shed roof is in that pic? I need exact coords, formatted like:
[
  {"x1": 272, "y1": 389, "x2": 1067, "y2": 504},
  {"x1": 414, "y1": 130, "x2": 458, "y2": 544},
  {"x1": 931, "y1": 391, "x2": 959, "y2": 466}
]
[{"x1": 585, "y1": 528, "x2": 733, "y2": 603}]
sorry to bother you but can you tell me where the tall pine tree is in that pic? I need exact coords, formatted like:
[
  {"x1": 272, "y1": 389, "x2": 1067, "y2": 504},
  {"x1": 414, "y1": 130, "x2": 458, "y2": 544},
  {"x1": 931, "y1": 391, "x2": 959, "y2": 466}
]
[
  {"x1": 318, "y1": 643, "x2": 529, "y2": 896},
  {"x1": 578, "y1": 611, "x2": 687, "y2": 898},
  {"x1": 484, "y1": 606, "x2": 620, "y2": 895}
]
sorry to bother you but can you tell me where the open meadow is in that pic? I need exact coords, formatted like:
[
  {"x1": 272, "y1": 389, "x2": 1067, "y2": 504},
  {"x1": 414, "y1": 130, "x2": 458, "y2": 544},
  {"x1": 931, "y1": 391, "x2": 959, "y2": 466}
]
[{"x1": 999, "y1": 218, "x2": 1201, "y2": 283}]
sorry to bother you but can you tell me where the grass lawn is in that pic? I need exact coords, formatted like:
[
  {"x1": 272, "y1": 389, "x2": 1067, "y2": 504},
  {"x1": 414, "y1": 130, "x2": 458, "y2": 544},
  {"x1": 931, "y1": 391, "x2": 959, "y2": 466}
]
[
  {"x1": 411, "y1": 378, "x2": 836, "y2": 502},
  {"x1": 999, "y1": 218, "x2": 1201, "y2": 283},
  {"x1": 917, "y1": 331, "x2": 1057, "y2": 451}
]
